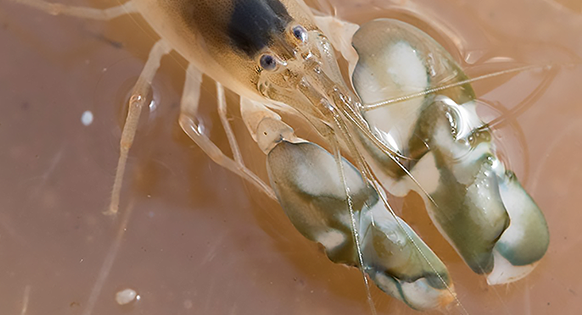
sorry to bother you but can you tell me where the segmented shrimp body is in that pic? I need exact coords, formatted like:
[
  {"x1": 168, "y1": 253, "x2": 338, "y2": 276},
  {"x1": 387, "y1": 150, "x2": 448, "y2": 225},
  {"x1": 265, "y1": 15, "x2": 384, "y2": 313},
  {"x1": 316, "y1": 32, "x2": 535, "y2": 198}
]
[{"x1": 14, "y1": 0, "x2": 550, "y2": 312}]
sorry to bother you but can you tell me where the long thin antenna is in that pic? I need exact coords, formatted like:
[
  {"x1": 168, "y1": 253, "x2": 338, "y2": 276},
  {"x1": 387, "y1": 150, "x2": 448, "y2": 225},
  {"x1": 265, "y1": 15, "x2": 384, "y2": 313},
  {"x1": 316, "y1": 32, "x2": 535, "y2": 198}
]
[
  {"x1": 363, "y1": 64, "x2": 550, "y2": 111},
  {"x1": 328, "y1": 123, "x2": 378, "y2": 315}
]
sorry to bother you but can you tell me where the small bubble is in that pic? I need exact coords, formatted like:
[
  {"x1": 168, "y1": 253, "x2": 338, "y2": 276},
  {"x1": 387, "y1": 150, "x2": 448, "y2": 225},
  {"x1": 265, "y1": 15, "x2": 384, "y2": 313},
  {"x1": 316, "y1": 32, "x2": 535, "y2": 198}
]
[
  {"x1": 115, "y1": 288, "x2": 138, "y2": 305},
  {"x1": 81, "y1": 111, "x2": 93, "y2": 126}
]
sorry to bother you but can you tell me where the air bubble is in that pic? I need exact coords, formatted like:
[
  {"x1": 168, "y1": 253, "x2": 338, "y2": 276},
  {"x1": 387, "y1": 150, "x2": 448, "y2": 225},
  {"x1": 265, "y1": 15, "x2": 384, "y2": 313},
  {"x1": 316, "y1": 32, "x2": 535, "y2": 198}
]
[
  {"x1": 81, "y1": 110, "x2": 93, "y2": 126},
  {"x1": 115, "y1": 288, "x2": 138, "y2": 305}
]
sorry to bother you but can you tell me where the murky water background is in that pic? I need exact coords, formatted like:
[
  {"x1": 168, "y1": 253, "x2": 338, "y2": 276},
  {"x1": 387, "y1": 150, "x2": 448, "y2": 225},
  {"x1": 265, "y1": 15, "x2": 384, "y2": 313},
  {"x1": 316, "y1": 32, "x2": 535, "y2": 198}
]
[{"x1": 0, "y1": 0, "x2": 581, "y2": 314}]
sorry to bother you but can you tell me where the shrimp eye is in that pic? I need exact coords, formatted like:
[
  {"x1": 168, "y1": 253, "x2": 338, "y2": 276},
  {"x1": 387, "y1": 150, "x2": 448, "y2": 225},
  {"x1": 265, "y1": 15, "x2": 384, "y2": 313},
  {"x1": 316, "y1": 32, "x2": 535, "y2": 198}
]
[
  {"x1": 291, "y1": 25, "x2": 308, "y2": 43},
  {"x1": 259, "y1": 54, "x2": 278, "y2": 71}
]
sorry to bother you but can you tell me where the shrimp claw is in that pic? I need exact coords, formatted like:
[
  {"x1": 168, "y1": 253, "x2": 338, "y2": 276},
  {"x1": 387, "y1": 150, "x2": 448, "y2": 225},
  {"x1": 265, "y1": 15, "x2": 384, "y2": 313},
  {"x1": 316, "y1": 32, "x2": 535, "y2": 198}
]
[
  {"x1": 350, "y1": 18, "x2": 549, "y2": 284},
  {"x1": 242, "y1": 101, "x2": 455, "y2": 310}
]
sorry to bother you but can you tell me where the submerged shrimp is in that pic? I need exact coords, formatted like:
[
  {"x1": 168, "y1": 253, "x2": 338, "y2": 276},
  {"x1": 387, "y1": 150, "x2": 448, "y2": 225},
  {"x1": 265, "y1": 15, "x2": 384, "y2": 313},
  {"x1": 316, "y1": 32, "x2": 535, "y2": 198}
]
[{"x1": 11, "y1": 0, "x2": 564, "y2": 313}]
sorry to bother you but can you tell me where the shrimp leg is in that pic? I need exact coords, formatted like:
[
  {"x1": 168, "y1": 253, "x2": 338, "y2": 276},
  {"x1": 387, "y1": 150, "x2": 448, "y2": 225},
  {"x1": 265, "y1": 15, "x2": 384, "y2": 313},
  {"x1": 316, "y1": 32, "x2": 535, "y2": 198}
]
[
  {"x1": 107, "y1": 39, "x2": 172, "y2": 215},
  {"x1": 14, "y1": 0, "x2": 137, "y2": 20},
  {"x1": 178, "y1": 66, "x2": 276, "y2": 200},
  {"x1": 216, "y1": 83, "x2": 244, "y2": 166}
]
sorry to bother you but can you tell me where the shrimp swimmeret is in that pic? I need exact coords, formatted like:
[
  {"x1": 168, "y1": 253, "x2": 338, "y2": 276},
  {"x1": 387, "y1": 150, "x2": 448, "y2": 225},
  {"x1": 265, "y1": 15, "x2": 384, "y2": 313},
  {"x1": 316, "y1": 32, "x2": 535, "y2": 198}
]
[{"x1": 13, "y1": 0, "x2": 552, "y2": 312}]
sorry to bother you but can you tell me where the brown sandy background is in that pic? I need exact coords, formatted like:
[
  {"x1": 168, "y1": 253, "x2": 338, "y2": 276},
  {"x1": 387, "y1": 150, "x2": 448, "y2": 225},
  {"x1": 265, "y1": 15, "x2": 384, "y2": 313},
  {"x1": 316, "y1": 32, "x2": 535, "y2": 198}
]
[{"x1": 0, "y1": 0, "x2": 581, "y2": 314}]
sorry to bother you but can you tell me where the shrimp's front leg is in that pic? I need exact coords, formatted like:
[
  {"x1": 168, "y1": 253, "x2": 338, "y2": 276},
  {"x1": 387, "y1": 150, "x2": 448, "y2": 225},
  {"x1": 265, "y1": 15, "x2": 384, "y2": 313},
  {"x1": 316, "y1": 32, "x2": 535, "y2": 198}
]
[
  {"x1": 178, "y1": 65, "x2": 276, "y2": 200},
  {"x1": 240, "y1": 99, "x2": 455, "y2": 310},
  {"x1": 108, "y1": 39, "x2": 172, "y2": 215}
]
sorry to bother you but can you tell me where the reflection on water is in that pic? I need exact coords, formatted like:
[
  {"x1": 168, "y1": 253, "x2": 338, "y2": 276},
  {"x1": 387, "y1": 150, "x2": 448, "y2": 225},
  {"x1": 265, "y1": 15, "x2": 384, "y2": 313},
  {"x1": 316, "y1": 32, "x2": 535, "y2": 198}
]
[{"x1": 0, "y1": 0, "x2": 581, "y2": 314}]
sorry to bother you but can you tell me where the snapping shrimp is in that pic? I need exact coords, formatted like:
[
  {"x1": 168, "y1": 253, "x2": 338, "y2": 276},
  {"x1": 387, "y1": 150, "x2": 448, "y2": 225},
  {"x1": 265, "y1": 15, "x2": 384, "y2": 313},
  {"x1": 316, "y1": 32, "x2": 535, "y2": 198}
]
[{"x1": 13, "y1": 0, "x2": 550, "y2": 311}]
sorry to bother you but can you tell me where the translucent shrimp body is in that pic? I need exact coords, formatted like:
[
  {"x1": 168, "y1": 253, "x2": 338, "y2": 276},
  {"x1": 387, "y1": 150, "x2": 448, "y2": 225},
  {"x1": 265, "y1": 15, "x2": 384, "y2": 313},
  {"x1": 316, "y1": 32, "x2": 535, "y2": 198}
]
[{"x1": 14, "y1": 0, "x2": 550, "y2": 311}]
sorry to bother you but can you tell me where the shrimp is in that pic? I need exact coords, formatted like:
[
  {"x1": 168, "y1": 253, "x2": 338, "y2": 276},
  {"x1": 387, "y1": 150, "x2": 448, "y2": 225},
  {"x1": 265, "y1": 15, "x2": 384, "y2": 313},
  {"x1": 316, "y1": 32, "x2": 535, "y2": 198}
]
[{"x1": 10, "y1": 0, "x2": 557, "y2": 312}]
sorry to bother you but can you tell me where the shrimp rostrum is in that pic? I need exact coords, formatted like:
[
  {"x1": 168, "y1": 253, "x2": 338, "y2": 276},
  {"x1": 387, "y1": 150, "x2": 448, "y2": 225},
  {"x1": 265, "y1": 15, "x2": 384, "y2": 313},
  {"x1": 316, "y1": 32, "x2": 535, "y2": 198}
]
[{"x1": 17, "y1": 0, "x2": 550, "y2": 311}]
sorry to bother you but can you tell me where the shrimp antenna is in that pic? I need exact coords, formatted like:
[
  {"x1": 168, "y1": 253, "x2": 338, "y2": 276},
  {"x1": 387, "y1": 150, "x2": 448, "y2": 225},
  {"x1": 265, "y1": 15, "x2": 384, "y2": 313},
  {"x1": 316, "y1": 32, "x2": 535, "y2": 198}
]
[
  {"x1": 327, "y1": 127, "x2": 378, "y2": 315},
  {"x1": 362, "y1": 64, "x2": 553, "y2": 111}
]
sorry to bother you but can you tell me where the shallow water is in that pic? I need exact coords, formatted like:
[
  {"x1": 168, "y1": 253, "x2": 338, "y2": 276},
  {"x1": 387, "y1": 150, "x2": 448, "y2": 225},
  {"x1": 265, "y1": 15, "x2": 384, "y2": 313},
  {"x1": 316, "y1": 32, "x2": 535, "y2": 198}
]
[{"x1": 0, "y1": 0, "x2": 581, "y2": 314}]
